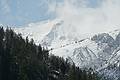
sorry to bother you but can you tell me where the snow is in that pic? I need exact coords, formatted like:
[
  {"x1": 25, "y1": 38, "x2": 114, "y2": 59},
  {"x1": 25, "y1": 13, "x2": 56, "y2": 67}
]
[{"x1": 14, "y1": 19, "x2": 62, "y2": 45}]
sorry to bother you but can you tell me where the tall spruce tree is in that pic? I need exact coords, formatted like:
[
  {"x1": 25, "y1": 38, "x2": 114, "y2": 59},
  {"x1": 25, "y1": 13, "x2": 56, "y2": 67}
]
[{"x1": 0, "y1": 27, "x2": 4, "y2": 80}]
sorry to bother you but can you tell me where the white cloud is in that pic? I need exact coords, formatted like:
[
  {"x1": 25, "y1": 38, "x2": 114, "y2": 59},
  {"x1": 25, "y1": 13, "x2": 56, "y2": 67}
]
[{"x1": 48, "y1": 0, "x2": 120, "y2": 35}]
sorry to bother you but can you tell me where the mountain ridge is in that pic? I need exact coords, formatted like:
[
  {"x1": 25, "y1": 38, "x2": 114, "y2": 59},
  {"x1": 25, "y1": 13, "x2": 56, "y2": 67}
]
[{"x1": 14, "y1": 19, "x2": 120, "y2": 79}]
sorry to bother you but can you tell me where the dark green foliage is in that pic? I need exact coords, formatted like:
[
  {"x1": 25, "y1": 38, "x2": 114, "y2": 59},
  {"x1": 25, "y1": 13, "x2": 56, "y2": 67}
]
[
  {"x1": 0, "y1": 27, "x2": 101, "y2": 80},
  {"x1": 0, "y1": 27, "x2": 4, "y2": 80}
]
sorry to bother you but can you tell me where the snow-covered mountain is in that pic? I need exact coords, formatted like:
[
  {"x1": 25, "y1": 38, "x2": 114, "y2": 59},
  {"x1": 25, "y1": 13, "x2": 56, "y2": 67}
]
[
  {"x1": 14, "y1": 19, "x2": 120, "y2": 79},
  {"x1": 14, "y1": 19, "x2": 120, "y2": 67},
  {"x1": 49, "y1": 30, "x2": 120, "y2": 68}
]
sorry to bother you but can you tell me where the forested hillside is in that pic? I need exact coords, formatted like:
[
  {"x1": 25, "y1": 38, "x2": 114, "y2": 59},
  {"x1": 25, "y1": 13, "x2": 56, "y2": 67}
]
[{"x1": 0, "y1": 27, "x2": 100, "y2": 80}]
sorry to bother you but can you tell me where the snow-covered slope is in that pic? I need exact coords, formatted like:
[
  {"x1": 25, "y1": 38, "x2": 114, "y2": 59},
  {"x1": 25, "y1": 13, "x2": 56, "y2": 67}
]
[
  {"x1": 14, "y1": 19, "x2": 62, "y2": 45},
  {"x1": 49, "y1": 32, "x2": 119, "y2": 68}
]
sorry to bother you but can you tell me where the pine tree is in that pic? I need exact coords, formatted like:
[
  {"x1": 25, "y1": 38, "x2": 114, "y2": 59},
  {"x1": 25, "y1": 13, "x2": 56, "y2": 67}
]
[
  {"x1": 68, "y1": 64, "x2": 77, "y2": 80},
  {"x1": 0, "y1": 27, "x2": 4, "y2": 80}
]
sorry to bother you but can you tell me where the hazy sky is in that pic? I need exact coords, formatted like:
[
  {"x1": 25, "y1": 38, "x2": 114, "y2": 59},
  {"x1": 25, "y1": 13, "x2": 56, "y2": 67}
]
[
  {"x1": 0, "y1": 0, "x2": 120, "y2": 34},
  {"x1": 0, "y1": 0, "x2": 102, "y2": 26}
]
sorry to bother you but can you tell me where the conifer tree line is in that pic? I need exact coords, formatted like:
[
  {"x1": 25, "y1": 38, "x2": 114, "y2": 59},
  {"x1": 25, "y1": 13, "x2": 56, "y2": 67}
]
[{"x1": 0, "y1": 27, "x2": 100, "y2": 80}]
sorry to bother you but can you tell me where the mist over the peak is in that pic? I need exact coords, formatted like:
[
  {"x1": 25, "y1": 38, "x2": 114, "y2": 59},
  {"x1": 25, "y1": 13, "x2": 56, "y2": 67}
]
[{"x1": 48, "y1": 0, "x2": 120, "y2": 35}]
